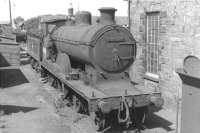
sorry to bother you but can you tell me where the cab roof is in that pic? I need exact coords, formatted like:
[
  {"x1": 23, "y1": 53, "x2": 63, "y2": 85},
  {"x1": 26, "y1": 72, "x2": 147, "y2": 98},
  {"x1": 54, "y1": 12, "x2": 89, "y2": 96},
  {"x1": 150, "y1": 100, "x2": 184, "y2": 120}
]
[{"x1": 40, "y1": 15, "x2": 67, "y2": 24}]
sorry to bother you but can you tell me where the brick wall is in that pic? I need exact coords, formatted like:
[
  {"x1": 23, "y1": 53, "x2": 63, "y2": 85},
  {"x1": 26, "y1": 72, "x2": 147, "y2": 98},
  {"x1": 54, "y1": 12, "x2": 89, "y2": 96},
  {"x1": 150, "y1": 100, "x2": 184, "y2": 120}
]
[{"x1": 129, "y1": 0, "x2": 200, "y2": 109}]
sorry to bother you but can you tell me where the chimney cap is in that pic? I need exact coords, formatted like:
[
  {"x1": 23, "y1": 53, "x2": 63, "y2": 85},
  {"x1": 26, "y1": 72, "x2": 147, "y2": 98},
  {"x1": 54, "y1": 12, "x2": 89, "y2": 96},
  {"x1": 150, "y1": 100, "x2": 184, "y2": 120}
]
[{"x1": 99, "y1": 7, "x2": 117, "y2": 12}]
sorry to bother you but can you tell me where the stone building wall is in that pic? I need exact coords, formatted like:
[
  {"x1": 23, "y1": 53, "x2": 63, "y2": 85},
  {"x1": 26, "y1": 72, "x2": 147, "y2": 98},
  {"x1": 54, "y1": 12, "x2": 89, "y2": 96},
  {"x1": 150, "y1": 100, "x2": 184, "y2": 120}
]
[{"x1": 129, "y1": 0, "x2": 200, "y2": 109}]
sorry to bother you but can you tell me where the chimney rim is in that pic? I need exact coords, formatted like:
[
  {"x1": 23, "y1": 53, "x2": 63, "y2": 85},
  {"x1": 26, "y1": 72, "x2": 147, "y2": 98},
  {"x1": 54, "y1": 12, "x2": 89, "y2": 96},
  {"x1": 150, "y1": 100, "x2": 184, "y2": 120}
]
[{"x1": 98, "y1": 7, "x2": 117, "y2": 12}]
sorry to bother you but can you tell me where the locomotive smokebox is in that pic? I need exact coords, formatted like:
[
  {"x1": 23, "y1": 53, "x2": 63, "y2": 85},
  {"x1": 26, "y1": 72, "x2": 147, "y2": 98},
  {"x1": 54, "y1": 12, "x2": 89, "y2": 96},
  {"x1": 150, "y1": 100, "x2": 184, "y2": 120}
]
[{"x1": 99, "y1": 7, "x2": 117, "y2": 24}]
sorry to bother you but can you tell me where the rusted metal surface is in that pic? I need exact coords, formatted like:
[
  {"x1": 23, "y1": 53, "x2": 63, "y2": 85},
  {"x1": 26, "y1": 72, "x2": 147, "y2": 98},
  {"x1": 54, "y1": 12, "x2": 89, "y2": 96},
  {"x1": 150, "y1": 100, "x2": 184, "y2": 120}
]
[
  {"x1": 23, "y1": 9, "x2": 164, "y2": 131},
  {"x1": 42, "y1": 59, "x2": 162, "y2": 113},
  {"x1": 52, "y1": 23, "x2": 136, "y2": 73},
  {"x1": 40, "y1": 57, "x2": 162, "y2": 112},
  {"x1": 24, "y1": 10, "x2": 136, "y2": 73},
  {"x1": 177, "y1": 56, "x2": 200, "y2": 133},
  {"x1": 24, "y1": 9, "x2": 160, "y2": 105}
]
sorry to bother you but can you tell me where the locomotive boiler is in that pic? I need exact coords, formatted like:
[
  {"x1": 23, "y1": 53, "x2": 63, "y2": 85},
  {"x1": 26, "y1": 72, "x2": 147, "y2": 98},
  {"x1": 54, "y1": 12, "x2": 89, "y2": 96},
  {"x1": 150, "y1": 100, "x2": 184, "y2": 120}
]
[
  {"x1": 50, "y1": 8, "x2": 135, "y2": 74},
  {"x1": 23, "y1": 7, "x2": 164, "y2": 132}
]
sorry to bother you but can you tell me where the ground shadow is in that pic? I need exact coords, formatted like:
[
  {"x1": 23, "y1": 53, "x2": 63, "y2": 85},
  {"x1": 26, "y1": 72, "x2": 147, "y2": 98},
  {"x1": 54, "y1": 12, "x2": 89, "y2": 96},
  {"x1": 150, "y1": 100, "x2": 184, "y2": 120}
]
[
  {"x1": 0, "y1": 105, "x2": 37, "y2": 115},
  {"x1": 105, "y1": 115, "x2": 174, "y2": 133},
  {"x1": 144, "y1": 113, "x2": 174, "y2": 131},
  {"x1": 0, "y1": 69, "x2": 29, "y2": 88},
  {"x1": 0, "y1": 53, "x2": 10, "y2": 67},
  {"x1": 145, "y1": 106, "x2": 174, "y2": 131}
]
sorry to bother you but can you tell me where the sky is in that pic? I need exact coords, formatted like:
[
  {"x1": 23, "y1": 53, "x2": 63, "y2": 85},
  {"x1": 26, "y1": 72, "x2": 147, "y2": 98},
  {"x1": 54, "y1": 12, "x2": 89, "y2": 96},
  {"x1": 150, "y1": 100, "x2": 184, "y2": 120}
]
[{"x1": 0, "y1": 0, "x2": 128, "y2": 23}]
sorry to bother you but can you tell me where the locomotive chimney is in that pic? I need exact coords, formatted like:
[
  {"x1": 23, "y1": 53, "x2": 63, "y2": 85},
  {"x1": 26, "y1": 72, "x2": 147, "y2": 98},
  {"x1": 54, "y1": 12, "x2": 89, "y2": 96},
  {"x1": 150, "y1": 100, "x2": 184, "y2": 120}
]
[{"x1": 98, "y1": 7, "x2": 117, "y2": 24}]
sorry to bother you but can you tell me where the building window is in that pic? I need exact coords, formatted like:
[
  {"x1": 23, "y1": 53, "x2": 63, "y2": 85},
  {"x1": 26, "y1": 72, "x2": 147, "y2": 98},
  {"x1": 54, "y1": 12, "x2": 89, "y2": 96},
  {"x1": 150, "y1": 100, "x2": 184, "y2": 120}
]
[{"x1": 145, "y1": 12, "x2": 160, "y2": 77}]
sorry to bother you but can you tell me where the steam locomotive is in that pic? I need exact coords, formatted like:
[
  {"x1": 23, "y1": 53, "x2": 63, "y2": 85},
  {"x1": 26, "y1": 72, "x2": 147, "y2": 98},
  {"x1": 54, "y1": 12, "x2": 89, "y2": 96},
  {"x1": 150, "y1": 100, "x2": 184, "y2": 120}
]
[{"x1": 20, "y1": 7, "x2": 164, "y2": 131}]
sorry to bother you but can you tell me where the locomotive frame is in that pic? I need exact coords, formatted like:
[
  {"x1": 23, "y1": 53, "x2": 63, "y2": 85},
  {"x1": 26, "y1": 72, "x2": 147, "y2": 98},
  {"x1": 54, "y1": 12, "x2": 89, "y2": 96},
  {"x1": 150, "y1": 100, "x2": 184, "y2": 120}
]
[{"x1": 21, "y1": 7, "x2": 164, "y2": 132}]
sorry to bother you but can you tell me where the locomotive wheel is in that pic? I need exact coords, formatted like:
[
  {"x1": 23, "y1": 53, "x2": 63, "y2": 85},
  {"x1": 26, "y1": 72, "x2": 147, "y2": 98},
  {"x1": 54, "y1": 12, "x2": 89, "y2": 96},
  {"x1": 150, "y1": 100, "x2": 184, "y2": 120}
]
[
  {"x1": 40, "y1": 68, "x2": 48, "y2": 83},
  {"x1": 52, "y1": 78, "x2": 62, "y2": 90},
  {"x1": 34, "y1": 61, "x2": 40, "y2": 73},
  {"x1": 52, "y1": 79, "x2": 57, "y2": 88},
  {"x1": 72, "y1": 95, "x2": 81, "y2": 113},
  {"x1": 95, "y1": 117, "x2": 105, "y2": 131},
  {"x1": 39, "y1": 67, "x2": 48, "y2": 84},
  {"x1": 48, "y1": 74, "x2": 54, "y2": 86},
  {"x1": 56, "y1": 80, "x2": 62, "y2": 91},
  {"x1": 130, "y1": 106, "x2": 148, "y2": 131},
  {"x1": 30, "y1": 57, "x2": 35, "y2": 69},
  {"x1": 30, "y1": 58, "x2": 39, "y2": 71},
  {"x1": 62, "y1": 84, "x2": 69, "y2": 98},
  {"x1": 90, "y1": 112, "x2": 106, "y2": 131},
  {"x1": 41, "y1": 67, "x2": 47, "y2": 78}
]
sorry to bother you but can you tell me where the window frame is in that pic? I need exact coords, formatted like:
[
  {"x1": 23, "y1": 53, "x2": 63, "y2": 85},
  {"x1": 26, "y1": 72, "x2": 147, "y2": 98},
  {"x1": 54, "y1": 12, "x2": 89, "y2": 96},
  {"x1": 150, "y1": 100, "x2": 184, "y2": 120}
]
[{"x1": 145, "y1": 11, "x2": 160, "y2": 80}]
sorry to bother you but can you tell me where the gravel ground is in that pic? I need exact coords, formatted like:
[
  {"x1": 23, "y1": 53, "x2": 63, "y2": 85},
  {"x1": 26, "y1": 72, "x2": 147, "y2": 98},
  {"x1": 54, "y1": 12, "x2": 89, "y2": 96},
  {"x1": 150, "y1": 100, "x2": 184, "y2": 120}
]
[{"x1": 0, "y1": 65, "x2": 177, "y2": 133}]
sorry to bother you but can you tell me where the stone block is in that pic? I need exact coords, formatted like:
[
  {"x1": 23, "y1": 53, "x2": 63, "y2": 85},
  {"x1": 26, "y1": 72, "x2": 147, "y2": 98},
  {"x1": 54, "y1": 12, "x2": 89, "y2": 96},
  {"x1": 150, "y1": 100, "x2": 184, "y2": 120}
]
[
  {"x1": 160, "y1": 26, "x2": 167, "y2": 33},
  {"x1": 129, "y1": 0, "x2": 200, "y2": 109},
  {"x1": 160, "y1": 11, "x2": 167, "y2": 18}
]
